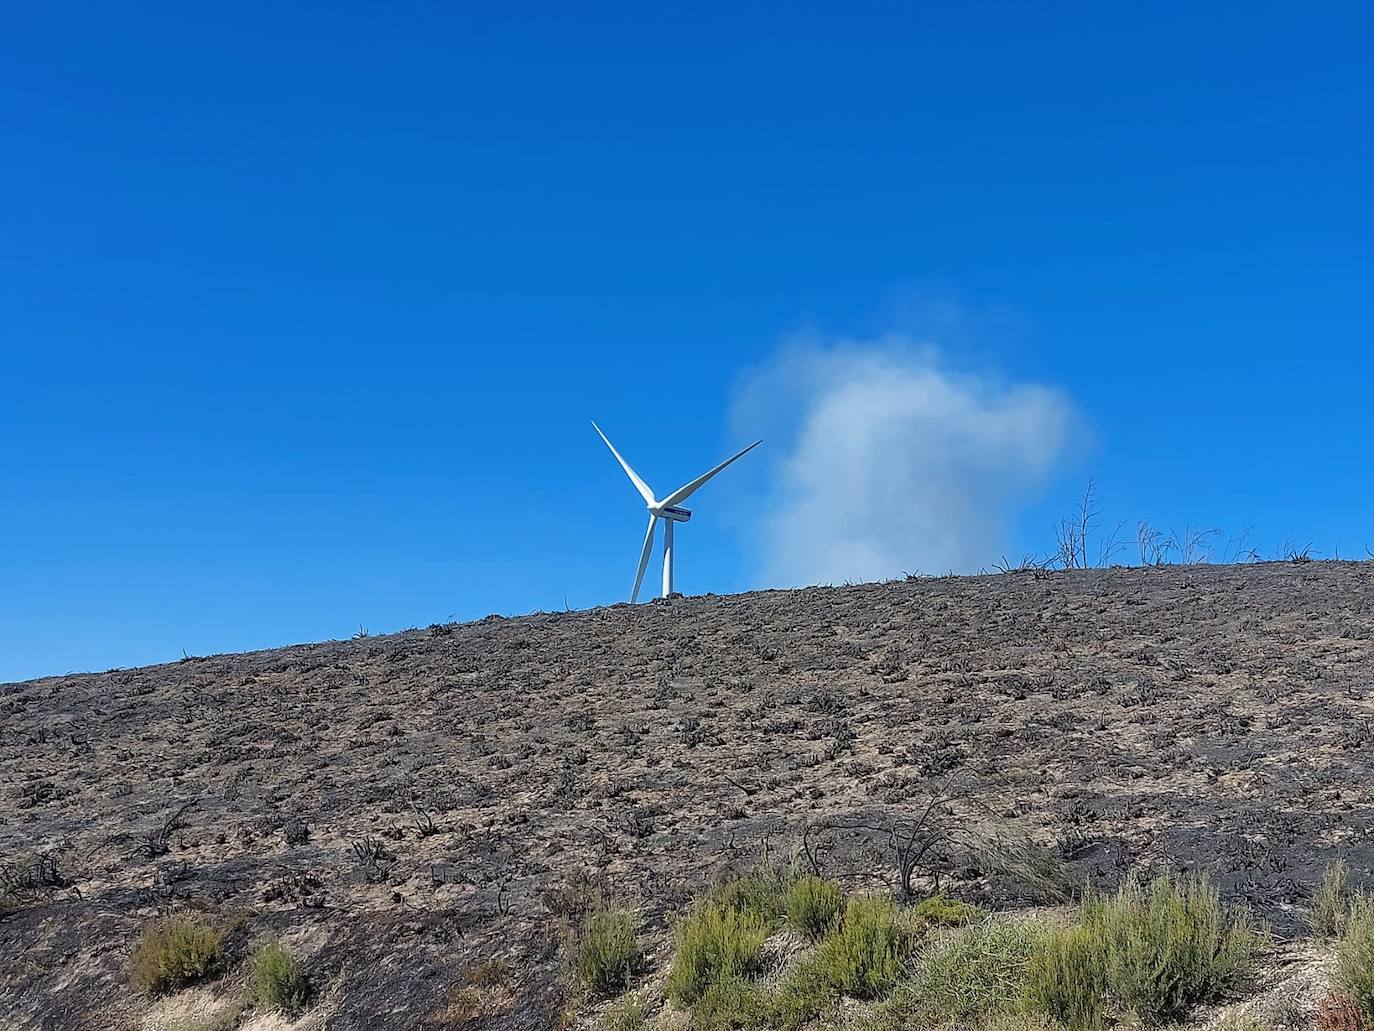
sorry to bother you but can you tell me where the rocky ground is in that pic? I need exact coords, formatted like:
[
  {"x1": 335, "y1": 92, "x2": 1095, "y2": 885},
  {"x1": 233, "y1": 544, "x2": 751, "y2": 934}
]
[{"x1": 3, "y1": 560, "x2": 1373, "y2": 1030}]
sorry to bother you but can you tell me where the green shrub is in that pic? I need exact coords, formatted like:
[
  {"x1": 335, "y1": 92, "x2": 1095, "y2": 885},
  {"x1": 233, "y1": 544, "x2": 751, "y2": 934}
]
[
  {"x1": 666, "y1": 903, "x2": 770, "y2": 1006},
  {"x1": 573, "y1": 905, "x2": 642, "y2": 997},
  {"x1": 764, "y1": 960, "x2": 841, "y2": 1029},
  {"x1": 1084, "y1": 874, "x2": 1262, "y2": 1025},
  {"x1": 1336, "y1": 894, "x2": 1374, "y2": 1022},
  {"x1": 248, "y1": 940, "x2": 312, "y2": 1013},
  {"x1": 709, "y1": 870, "x2": 787, "y2": 927},
  {"x1": 690, "y1": 975, "x2": 767, "y2": 1030},
  {"x1": 1024, "y1": 925, "x2": 1107, "y2": 1030},
  {"x1": 785, "y1": 876, "x2": 845, "y2": 938},
  {"x1": 809, "y1": 895, "x2": 908, "y2": 999},
  {"x1": 129, "y1": 914, "x2": 224, "y2": 995},
  {"x1": 889, "y1": 915, "x2": 1047, "y2": 1025},
  {"x1": 1313, "y1": 860, "x2": 1355, "y2": 937},
  {"x1": 602, "y1": 992, "x2": 649, "y2": 1031},
  {"x1": 911, "y1": 894, "x2": 984, "y2": 927}
]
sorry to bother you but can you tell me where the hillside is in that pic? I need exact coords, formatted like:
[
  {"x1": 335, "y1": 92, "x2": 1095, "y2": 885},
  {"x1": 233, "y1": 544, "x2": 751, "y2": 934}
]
[{"x1": 3, "y1": 561, "x2": 1374, "y2": 1030}]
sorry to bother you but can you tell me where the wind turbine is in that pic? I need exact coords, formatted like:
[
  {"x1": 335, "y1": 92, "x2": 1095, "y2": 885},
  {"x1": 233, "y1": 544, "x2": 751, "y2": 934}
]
[{"x1": 592, "y1": 422, "x2": 761, "y2": 603}]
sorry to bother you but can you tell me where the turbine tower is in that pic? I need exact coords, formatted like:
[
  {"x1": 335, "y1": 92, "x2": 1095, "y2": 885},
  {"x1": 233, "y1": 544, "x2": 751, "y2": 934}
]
[{"x1": 592, "y1": 422, "x2": 761, "y2": 602}]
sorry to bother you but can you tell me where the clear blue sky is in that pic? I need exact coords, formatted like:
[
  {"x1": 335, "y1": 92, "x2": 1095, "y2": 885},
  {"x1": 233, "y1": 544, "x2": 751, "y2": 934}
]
[{"x1": 4, "y1": 3, "x2": 1373, "y2": 682}]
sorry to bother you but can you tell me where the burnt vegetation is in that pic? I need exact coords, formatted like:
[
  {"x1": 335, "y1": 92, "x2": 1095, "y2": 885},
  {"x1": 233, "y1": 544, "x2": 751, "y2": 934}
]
[{"x1": 2, "y1": 560, "x2": 1374, "y2": 1027}]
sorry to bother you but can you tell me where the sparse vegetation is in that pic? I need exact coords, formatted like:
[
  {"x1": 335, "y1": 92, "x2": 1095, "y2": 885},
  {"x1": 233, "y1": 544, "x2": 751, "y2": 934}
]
[
  {"x1": 129, "y1": 914, "x2": 224, "y2": 995},
  {"x1": 573, "y1": 904, "x2": 642, "y2": 997},
  {"x1": 806, "y1": 895, "x2": 908, "y2": 1000},
  {"x1": 708, "y1": 867, "x2": 788, "y2": 927},
  {"x1": 888, "y1": 914, "x2": 1046, "y2": 1025},
  {"x1": 689, "y1": 975, "x2": 767, "y2": 1030},
  {"x1": 784, "y1": 875, "x2": 845, "y2": 938},
  {"x1": 1337, "y1": 894, "x2": 1374, "y2": 1023},
  {"x1": 248, "y1": 940, "x2": 312, "y2": 1013},
  {"x1": 1313, "y1": 860, "x2": 1356, "y2": 937},
  {"x1": 602, "y1": 992, "x2": 649, "y2": 1031},
  {"x1": 666, "y1": 901, "x2": 770, "y2": 1006},
  {"x1": 1216, "y1": 1013, "x2": 1273, "y2": 1031},
  {"x1": 910, "y1": 894, "x2": 983, "y2": 927},
  {"x1": 7, "y1": 558, "x2": 1369, "y2": 1028},
  {"x1": 1081, "y1": 874, "x2": 1263, "y2": 1025},
  {"x1": 1024, "y1": 925, "x2": 1107, "y2": 1030}
]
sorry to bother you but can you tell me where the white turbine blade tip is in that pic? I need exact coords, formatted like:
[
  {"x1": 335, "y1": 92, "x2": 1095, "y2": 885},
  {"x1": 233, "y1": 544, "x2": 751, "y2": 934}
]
[
  {"x1": 659, "y1": 438, "x2": 762, "y2": 509},
  {"x1": 592, "y1": 420, "x2": 656, "y2": 505}
]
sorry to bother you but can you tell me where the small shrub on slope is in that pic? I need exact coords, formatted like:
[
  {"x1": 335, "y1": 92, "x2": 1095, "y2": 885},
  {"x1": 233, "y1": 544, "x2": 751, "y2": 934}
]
[
  {"x1": 1084, "y1": 874, "x2": 1262, "y2": 1025},
  {"x1": 248, "y1": 940, "x2": 312, "y2": 1013},
  {"x1": 1024, "y1": 925, "x2": 1107, "y2": 1031},
  {"x1": 785, "y1": 876, "x2": 845, "y2": 938},
  {"x1": 1337, "y1": 895, "x2": 1374, "y2": 1023},
  {"x1": 709, "y1": 869, "x2": 788, "y2": 927},
  {"x1": 666, "y1": 903, "x2": 769, "y2": 1006},
  {"x1": 602, "y1": 992, "x2": 649, "y2": 1031},
  {"x1": 911, "y1": 894, "x2": 984, "y2": 927},
  {"x1": 765, "y1": 965, "x2": 841, "y2": 1029},
  {"x1": 888, "y1": 915, "x2": 1047, "y2": 1025},
  {"x1": 810, "y1": 895, "x2": 907, "y2": 999},
  {"x1": 129, "y1": 914, "x2": 224, "y2": 995},
  {"x1": 692, "y1": 976, "x2": 771, "y2": 1030},
  {"x1": 574, "y1": 905, "x2": 642, "y2": 998},
  {"x1": 1313, "y1": 860, "x2": 1355, "y2": 937}
]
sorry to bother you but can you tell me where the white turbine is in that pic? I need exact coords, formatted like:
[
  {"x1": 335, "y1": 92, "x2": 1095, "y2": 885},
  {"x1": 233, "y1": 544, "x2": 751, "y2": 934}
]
[{"x1": 592, "y1": 421, "x2": 761, "y2": 603}]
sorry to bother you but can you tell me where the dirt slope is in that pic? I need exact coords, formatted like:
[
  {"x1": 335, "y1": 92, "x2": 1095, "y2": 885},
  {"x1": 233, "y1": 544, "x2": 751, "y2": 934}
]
[{"x1": 3, "y1": 561, "x2": 1373, "y2": 1029}]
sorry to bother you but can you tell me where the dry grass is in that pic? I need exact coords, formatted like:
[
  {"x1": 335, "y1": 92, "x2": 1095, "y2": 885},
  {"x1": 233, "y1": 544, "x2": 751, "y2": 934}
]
[{"x1": 129, "y1": 915, "x2": 224, "y2": 996}]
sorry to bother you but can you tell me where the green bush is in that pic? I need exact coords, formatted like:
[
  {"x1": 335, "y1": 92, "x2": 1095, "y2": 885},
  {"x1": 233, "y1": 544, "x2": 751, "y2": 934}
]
[
  {"x1": 573, "y1": 905, "x2": 642, "y2": 998},
  {"x1": 1313, "y1": 860, "x2": 1355, "y2": 937},
  {"x1": 764, "y1": 961, "x2": 841, "y2": 1029},
  {"x1": 785, "y1": 876, "x2": 845, "y2": 938},
  {"x1": 708, "y1": 870, "x2": 787, "y2": 927},
  {"x1": 690, "y1": 976, "x2": 767, "y2": 1030},
  {"x1": 911, "y1": 894, "x2": 984, "y2": 927},
  {"x1": 248, "y1": 940, "x2": 311, "y2": 1013},
  {"x1": 1024, "y1": 925, "x2": 1107, "y2": 1030},
  {"x1": 809, "y1": 895, "x2": 908, "y2": 999},
  {"x1": 1083, "y1": 875, "x2": 1262, "y2": 1025},
  {"x1": 602, "y1": 992, "x2": 649, "y2": 1031},
  {"x1": 129, "y1": 914, "x2": 224, "y2": 995},
  {"x1": 1336, "y1": 894, "x2": 1374, "y2": 1022},
  {"x1": 666, "y1": 903, "x2": 770, "y2": 1006},
  {"x1": 888, "y1": 915, "x2": 1047, "y2": 1025}
]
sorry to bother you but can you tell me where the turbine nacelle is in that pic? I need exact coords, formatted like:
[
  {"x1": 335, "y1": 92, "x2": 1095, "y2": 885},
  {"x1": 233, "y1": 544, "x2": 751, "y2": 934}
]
[
  {"x1": 653, "y1": 505, "x2": 691, "y2": 522},
  {"x1": 592, "y1": 421, "x2": 759, "y2": 603}
]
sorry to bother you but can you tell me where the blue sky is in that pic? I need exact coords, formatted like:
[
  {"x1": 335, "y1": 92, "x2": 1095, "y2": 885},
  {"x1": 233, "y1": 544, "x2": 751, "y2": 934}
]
[{"x1": 4, "y1": 3, "x2": 1373, "y2": 682}]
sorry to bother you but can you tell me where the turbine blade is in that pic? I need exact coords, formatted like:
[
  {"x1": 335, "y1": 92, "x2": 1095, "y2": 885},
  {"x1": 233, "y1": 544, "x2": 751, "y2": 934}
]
[
  {"x1": 659, "y1": 439, "x2": 762, "y2": 510},
  {"x1": 630, "y1": 515, "x2": 657, "y2": 603},
  {"x1": 592, "y1": 421, "x2": 655, "y2": 505}
]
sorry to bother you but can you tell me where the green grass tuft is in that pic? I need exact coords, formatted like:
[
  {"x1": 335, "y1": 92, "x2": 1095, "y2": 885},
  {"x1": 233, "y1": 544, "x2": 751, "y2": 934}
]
[
  {"x1": 708, "y1": 870, "x2": 788, "y2": 927},
  {"x1": 809, "y1": 895, "x2": 908, "y2": 999},
  {"x1": 666, "y1": 902, "x2": 770, "y2": 1007},
  {"x1": 573, "y1": 904, "x2": 642, "y2": 998},
  {"x1": 1336, "y1": 893, "x2": 1374, "y2": 1023},
  {"x1": 602, "y1": 992, "x2": 649, "y2": 1031},
  {"x1": 784, "y1": 875, "x2": 845, "y2": 939},
  {"x1": 248, "y1": 940, "x2": 312, "y2": 1014},
  {"x1": 690, "y1": 975, "x2": 767, "y2": 1030},
  {"x1": 1082, "y1": 874, "x2": 1263, "y2": 1025},
  {"x1": 888, "y1": 914, "x2": 1047, "y2": 1025},
  {"x1": 1024, "y1": 924, "x2": 1107, "y2": 1030},
  {"x1": 128, "y1": 914, "x2": 224, "y2": 996},
  {"x1": 911, "y1": 894, "x2": 984, "y2": 927},
  {"x1": 1313, "y1": 860, "x2": 1356, "y2": 937}
]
